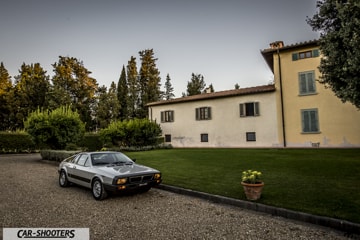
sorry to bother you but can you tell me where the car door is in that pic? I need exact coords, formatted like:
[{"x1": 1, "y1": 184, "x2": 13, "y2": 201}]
[
  {"x1": 71, "y1": 153, "x2": 93, "y2": 188},
  {"x1": 66, "y1": 154, "x2": 80, "y2": 183}
]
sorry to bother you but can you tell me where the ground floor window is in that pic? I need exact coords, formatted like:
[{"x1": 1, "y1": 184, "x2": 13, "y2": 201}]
[
  {"x1": 165, "y1": 134, "x2": 171, "y2": 142},
  {"x1": 246, "y1": 132, "x2": 256, "y2": 141},
  {"x1": 201, "y1": 133, "x2": 208, "y2": 142},
  {"x1": 301, "y1": 109, "x2": 319, "y2": 133}
]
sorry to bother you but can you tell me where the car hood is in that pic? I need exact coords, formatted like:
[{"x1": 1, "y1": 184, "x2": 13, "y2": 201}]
[{"x1": 95, "y1": 163, "x2": 159, "y2": 177}]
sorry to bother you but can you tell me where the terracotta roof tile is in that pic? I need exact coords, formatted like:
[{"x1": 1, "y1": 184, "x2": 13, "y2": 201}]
[{"x1": 147, "y1": 84, "x2": 276, "y2": 106}]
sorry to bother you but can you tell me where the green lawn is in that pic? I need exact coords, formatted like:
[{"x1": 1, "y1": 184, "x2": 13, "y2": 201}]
[{"x1": 125, "y1": 148, "x2": 360, "y2": 223}]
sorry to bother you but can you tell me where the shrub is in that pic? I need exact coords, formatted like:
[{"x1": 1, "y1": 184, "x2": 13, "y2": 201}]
[
  {"x1": 99, "y1": 118, "x2": 162, "y2": 148},
  {"x1": 78, "y1": 133, "x2": 103, "y2": 151},
  {"x1": 24, "y1": 106, "x2": 85, "y2": 150}
]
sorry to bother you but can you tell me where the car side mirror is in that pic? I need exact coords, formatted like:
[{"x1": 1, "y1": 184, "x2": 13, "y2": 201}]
[{"x1": 132, "y1": 158, "x2": 136, "y2": 162}]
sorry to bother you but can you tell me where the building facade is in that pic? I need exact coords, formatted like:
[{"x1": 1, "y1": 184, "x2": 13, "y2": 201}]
[
  {"x1": 147, "y1": 85, "x2": 280, "y2": 148},
  {"x1": 148, "y1": 39, "x2": 360, "y2": 148},
  {"x1": 261, "y1": 40, "x2": 360, "y2": 147}
]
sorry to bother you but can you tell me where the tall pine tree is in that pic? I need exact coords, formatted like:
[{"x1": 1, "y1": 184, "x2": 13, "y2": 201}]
[
  {"x1": 127, "y1": 56, "x2": 139, "y2": 119},
  {"x1": 138, "y1": 49, "x2": 161, "y2": 118},
  {"x1": 164, "y1": 73, "x2": 175, "y2": 100},
  {"x1": 117, "y1": 65, "x2": 128, "y2": 120}
]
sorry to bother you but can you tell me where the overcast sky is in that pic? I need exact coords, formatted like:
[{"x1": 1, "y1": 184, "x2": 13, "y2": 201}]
[{"x1": 0, "y1": 0, "x2": 319, "y2": 97}]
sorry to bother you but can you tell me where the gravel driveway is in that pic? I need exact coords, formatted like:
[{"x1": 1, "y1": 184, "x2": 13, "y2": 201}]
[{"x1": 0, "y1": 154, "x2": 352, "y2": 240}]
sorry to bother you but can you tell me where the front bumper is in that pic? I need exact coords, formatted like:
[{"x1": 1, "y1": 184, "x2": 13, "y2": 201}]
[{"x1": 104, "y1": 179, "x2": 162, "y2": 193}]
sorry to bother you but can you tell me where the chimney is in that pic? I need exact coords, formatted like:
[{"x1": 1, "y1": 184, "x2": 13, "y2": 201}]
[{"x1": 270, "y1": 41, "x2": 284, "y2": 49}]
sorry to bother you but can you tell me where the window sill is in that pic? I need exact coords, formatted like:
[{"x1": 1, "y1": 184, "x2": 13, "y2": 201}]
[
  {"x1": 301, "y1": 131, "x2": 321, "y2": 134},
  {"x1": 298, "y1": 92, "x2": 318, "y2": 97}
]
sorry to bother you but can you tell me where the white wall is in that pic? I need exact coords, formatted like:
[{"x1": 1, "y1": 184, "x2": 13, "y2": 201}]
[{"x1": 149, "y1": 92, "x2": 279, "y2": 148}]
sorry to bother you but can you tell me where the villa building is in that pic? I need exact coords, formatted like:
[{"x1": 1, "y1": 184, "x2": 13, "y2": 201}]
[
  {"x1": 147, "y1": 39, "x2": 360, "y2": 148},
  {"x1": 261, "y1": 40, "x2": 360, "y2": 147},
  {"x1": 147, "y1": 85, "x2": 280, "y2": 148}
]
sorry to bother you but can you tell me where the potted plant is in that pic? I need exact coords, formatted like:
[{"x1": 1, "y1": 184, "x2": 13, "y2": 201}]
[{"x1": 241, "y1": 170, "x2": 264, "y2": 200}]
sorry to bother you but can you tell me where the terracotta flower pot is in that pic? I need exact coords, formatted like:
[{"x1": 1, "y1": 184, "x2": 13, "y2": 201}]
[{"x1": 241, "y1": 182, "x2": 264, "y2": 200}]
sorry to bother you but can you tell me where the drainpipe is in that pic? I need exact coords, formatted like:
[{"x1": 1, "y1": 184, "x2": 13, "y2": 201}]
[{"x1": 276, "y1": 46, "x2": 286, "y2": 147}]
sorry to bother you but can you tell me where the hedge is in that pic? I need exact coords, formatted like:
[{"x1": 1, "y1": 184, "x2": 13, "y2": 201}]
[
  {"x1": 0, "y1": 132, "x2": 36, "y2": 153},
  {"x1": 40, "y1": 150, "x2": 80, "y2": 162}
]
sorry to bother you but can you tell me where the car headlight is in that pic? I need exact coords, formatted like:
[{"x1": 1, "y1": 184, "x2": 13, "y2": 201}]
[
  {"x1": 154, "y1": 173, "x2": 161, "y2": 180},
  {"x1": 117, "y1": 178, "x2": 127, "y2": 184}
]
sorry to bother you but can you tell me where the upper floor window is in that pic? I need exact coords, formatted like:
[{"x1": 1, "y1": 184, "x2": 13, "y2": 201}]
[
  {"x1": 240, "y1": 102, "x2": 260, "y2": 117},
  {"x1": 292, "y1": 49, "x2": 320, "y2": 61},
  {"x1": 196, "y1": 107, "x2": 211, "y2": 120},
  {"x1": 299, "y1": 71, "x2": 316, "y2": 95},
  {"x1": 161, "y1": 110, "x2": 174, "y2": 122},
  {"x1": 301, "y1": 109, "x2": 319, "y2": 133}
]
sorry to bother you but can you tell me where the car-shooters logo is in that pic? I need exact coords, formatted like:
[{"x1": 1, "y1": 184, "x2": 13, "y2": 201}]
[{"x1": 3, "y1": 228, "x2": 89, "y2": 240}]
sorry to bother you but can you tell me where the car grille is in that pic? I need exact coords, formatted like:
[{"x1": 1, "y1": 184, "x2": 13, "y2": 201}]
[{"x1": 129, "y1": 175, "x2": 153, "y2": 183}]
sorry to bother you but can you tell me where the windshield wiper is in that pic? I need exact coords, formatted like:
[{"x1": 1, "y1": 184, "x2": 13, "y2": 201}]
[{"x1": 112, "y1": 161, "x2": 133, "y2": 166}]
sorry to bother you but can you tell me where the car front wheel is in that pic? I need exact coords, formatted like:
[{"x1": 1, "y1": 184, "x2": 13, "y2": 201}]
[
  {"x1": 59, "y1": 170, "x2": 70, "y2": 187},
  {"x1": 92, "y1": 179, "x2": 108, "y2": 200}
]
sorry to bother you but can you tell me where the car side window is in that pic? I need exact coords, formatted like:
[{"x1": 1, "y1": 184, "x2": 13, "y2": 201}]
[
  {"x1": 84, "y1": 157, "x2": 90, "y2": 167},
  {"x1": 76, "y1": 154, "x2": 89, "y2": 166},
  {"x1": 71, "y1": 155, "x2": 80, "y2": 163}
]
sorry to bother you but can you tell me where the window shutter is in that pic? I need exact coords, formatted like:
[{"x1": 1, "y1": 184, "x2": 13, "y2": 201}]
[
  {"x1": 161, "y1": 112, "x2": 164, "y2": 122},
  {"x1": 302, "y1": 110, "x2": 309, "y2": 132},
  {"x1": 310, "y1": 110, "x2": 319, "y2": 132},
  {"x1": 312, "y1": 49, "x2": 319, "y2": 57},
  {"x1": 299, "y1": 73, "x2": 307, "y2": 94},
  {"x1": 195, "y1": 108, "x2": 199, "y2": 120},
  {"x1": 170, "y1": 111, "x2": 174, "y2": 122},
  {"x1": 254, "y1": 102, "x2": 260, "y2": 116},
  {"x1": 292, "y1": 53, "x2": 298, "y2": 61},
  {"x1": 307, "y1": 72, "x2": 316, "y2": 93},
  {"x1": 239, "y1": 104, "x2": 245, "y2": 117},
  {"x1": 207, "y1": 107, "x2": 211, "y2": 119}
]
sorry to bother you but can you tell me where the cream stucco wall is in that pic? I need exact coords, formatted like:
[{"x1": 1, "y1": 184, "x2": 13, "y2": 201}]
[
  {"x1": 273, "y1": 46, "x2": 360, "y2": 147},
  {"x1": 149, "y1": 92, "x2": 279, "y2": 148}
]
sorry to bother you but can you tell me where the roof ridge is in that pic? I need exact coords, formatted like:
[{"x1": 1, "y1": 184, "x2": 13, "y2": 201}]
[{"x1": 147, "y1": 84, "x2": 275, "y2": 106}]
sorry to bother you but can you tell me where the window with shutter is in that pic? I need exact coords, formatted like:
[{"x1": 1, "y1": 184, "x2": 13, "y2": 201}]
[
  {"x1": 195, "y1": 107, "x2": 212, "y2": 120},
  {"x1": 239, "y1": 102, "x2": 260, "y2": 117},
  {"x1": 292, "y1": 53, "x2": 298, "y2": 61},
  {"x1": 299, "y1": 71, "x2": 316, "y2": 95},
  {"x1": 312, "y1": 49, "x2": 320, "y2": 57},
  {"x1": 301, "y1": 109, "x2": 319, "y2": 133},
  {"x1": 160, "y1": 110, "x2": 174, "y2": 122}
]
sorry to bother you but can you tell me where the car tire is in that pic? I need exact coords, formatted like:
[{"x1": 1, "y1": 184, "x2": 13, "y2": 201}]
[
  {"x1": 59, "y1": 170, "x2": 70, "y2": 187},
  {"x1": 92, "y1": 178, "x2": 108, "y2": 200}
]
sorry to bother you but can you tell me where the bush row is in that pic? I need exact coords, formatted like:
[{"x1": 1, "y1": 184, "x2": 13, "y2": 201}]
[
  {"x1": 40, "y1": 150, "x2": 80, "y2": 162},
  {"x1": 0, "y1": 132, "x2": 36, "y2": 153}
]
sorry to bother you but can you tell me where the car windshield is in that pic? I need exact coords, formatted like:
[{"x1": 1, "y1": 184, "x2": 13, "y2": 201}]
[{"x1": 91, "y1": 152, "x2": 133, "y2": 166}]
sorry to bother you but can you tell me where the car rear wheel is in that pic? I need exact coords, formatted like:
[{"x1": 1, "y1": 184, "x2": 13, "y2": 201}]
[
  {"x1": 59, "y1": 170, "x2": 70, "y2": 187},
  {"x1": 92, "y1": 179, "x2": 108, "y2": 200}
]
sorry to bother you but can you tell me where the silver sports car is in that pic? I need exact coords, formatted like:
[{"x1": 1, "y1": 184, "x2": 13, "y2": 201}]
[{"x1": 58, "y1": 151, "x2": 162, "y2": 200}]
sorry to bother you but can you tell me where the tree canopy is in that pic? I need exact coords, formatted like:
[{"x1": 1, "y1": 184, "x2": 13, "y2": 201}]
[
  {"x1": 186, "y1": 73, "x2": 206, "y2": 96},
  {"x1": 307, "y1": 0, "x2": 360, "y2": 109}
]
